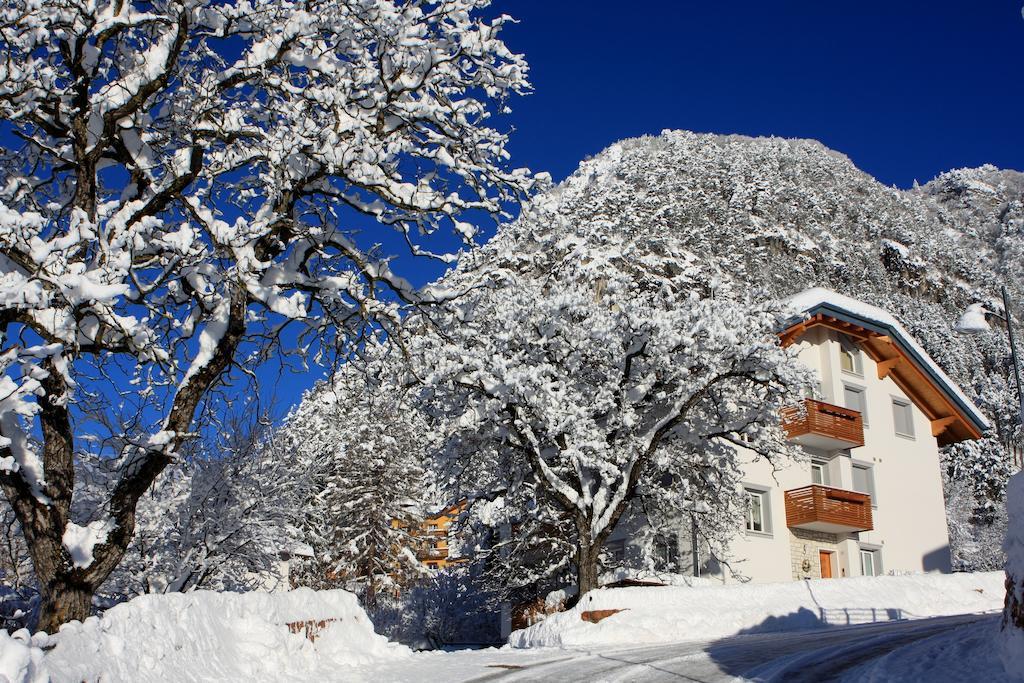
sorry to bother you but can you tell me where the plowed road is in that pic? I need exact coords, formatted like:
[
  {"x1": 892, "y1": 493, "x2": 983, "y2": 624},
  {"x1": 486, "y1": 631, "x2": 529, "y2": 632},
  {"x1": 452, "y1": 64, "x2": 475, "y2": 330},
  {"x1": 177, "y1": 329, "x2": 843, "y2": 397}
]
[{"x1": 464, "y1": 613, "x2": 993, "y2": 682}]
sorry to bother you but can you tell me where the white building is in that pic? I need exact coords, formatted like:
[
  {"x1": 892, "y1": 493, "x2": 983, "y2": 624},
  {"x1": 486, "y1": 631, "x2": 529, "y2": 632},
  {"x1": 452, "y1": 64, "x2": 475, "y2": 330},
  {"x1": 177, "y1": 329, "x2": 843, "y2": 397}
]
[{"x1": 608, "y1": 288, "x2": 989, "y2": 584}]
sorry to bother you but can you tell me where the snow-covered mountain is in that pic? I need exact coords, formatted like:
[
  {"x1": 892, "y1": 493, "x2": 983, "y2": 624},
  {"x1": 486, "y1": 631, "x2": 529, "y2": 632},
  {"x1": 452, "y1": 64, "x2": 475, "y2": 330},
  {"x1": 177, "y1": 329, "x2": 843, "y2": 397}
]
[{"x1": 499, "y1": 131, "x2": 1018, "y2": 319}]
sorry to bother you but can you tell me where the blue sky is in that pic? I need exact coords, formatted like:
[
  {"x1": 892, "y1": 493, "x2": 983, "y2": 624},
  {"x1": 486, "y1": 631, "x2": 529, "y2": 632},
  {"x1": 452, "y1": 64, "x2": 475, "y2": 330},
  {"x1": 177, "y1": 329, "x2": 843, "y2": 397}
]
[
  {"x1": 499, "y1": 1, "x2": 1024, "y2": 189},
  {"x1": 270, "y1": 0, "x2": 1024, "y2": 412}
]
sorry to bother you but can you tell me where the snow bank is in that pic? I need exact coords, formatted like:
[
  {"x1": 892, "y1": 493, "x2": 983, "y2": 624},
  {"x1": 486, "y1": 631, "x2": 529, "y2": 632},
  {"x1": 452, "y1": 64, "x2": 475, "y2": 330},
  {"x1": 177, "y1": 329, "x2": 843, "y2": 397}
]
[
  {"x1": 1001, "y1": 472, "x2": 1024, "y2": 680},
  {"x1": 509, "y1": 572, "x2": 1004, "y2": 649},
  {"x1": 0, "y1": 630, "x2": 45, "y2": 683},
  {"x1": 36, "y1": 588, "x2": 408, "y2": 682}
]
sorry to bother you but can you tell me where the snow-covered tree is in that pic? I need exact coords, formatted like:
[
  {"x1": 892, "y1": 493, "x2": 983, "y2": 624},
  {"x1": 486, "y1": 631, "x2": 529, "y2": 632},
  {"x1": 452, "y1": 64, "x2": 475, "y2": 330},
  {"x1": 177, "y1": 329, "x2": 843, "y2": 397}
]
[
  {"x1": 0, "y1": 0, "x2": 539, "y2": 631},
  {"x1": 371, "y1": 564, "x2": 499, "y2": 647},
  {"x1": 0, "y1": 404, "x2": 318, "y2": 612},
  {"x1": 943, "y1": 456, "x2": 1008, "y2": 573},
  {"x1": 282, "y1": 352, "x2": 433, "y2": 606},
  {"x1": 411, "y1": 223, "x2": 813, "y2": 596},
  {"x1": 107, "y1": 408, "x2": 316, "y2": 596}
]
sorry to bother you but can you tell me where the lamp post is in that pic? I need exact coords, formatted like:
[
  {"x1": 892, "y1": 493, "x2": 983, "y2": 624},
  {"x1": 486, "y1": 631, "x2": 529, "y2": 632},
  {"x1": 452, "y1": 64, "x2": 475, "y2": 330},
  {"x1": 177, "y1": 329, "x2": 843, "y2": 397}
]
[{"x1": 956, "y1": 285, "x2": 1024, "y2": 441}]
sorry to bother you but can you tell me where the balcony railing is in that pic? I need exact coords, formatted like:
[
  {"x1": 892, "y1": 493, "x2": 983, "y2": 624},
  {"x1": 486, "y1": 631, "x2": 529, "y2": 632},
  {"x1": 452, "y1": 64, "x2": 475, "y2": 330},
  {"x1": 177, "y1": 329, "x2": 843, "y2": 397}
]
[
  {"x1": 785, "y1": 485, "x2": 873, "y2": 533},
  {"x1": 782, "y1": 399, "x2": 864, "y2": 450}
]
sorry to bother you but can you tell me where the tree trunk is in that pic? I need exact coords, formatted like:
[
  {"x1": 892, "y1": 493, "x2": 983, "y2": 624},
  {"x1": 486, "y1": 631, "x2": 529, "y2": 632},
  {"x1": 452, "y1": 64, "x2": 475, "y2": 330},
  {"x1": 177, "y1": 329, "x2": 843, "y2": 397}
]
[
  {"x1": 0, "y1": 501, "x2": 100, "y2": 633},
  {"x1": 576, "y1": 538, "x2": 601, "y2": 597},
  {"x1": 37, "y1": 576, "x2": 93, "y2": 634}
]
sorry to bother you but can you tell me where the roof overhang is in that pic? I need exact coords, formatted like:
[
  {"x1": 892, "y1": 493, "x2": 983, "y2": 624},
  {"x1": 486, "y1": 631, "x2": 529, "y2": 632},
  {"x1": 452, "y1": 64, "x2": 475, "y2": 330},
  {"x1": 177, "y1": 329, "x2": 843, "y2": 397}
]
[{"x1": 780, "y1": 292, "x2": 989, "y2": 446}]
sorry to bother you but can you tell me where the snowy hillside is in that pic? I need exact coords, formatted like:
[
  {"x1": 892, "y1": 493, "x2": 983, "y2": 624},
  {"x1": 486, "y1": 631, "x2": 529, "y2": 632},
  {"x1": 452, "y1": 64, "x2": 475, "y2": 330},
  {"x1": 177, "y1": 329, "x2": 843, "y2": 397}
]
[
  {"x1": 483, "y1": 131, "x2": 1022, "y2": 350},
  {"x1": 474, "y1": 130, "x2": 1021, "y2": 351}
]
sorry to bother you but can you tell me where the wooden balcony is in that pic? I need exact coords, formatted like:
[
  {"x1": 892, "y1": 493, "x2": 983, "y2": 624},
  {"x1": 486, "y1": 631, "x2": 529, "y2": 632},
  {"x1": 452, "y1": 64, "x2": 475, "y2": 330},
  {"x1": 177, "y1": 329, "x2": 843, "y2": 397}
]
[
  {"x1": 782, "y1": 399, "x2": 865, "y2": 450},
  {"x1": 785, "y1": 485, "x2": 873, "y2": 533}
]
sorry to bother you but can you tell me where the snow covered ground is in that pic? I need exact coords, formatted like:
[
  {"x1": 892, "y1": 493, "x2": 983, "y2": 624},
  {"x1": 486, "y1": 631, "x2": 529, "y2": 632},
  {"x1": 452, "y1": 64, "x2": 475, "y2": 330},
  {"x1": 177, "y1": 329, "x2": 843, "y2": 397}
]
[
  {"x1": 1, "y1": 589, "x2": 410, "y2": 683},
  {"x1": 474, "y1": 614, "x2": 996, "y2": 682},
  {"x1": 509, "y1": 571, "x2": 1005, "y2": 648},
  {"x1": 0, "y1": 573, "x2": 1008, "y2": 682}
]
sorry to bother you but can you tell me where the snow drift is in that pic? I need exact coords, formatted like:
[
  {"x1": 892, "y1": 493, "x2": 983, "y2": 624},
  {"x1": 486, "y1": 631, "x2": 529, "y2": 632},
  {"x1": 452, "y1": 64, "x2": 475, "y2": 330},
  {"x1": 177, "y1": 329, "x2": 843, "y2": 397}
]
[
  {"x1": 1001, "y1": 472, "x2": 1024, "y2": 681},
  {"x1": 12, "y1": 588, "x2": 407, "y2": 683},
  {"x1": 509, "y1": 572, "x2": 1004, "y2": 649},
  {"x1": 0, "y1": 630, "x2": 45, "y2": 683}
]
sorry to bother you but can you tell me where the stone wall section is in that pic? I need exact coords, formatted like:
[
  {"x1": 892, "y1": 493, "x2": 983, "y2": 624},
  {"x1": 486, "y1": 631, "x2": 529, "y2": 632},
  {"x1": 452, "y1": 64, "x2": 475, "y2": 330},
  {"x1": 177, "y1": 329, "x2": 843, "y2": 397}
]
[{"x1": 790, "y1": 528, "x2": 840, "y2": 580}]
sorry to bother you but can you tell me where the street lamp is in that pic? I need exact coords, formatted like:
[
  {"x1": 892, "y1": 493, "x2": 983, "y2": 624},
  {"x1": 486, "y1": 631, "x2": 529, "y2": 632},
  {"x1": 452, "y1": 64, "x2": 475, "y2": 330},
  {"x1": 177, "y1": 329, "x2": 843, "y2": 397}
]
[{"x1": 956, "y1": 285, "x2": 1024, "y2": 439}]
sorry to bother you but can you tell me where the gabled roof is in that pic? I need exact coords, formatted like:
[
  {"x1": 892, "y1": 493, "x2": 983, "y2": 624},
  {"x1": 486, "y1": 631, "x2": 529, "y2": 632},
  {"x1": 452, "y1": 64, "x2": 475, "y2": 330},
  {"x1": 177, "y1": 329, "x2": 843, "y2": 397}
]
[{"x1": 780, "y1": 288, "x2": 989, "y2": 446}]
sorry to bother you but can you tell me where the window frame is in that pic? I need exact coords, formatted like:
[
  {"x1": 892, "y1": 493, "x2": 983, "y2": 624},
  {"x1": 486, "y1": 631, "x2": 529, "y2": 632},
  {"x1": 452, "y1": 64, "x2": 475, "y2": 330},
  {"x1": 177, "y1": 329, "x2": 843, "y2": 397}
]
[
  {"x1": 653, "y1": 533, "x2": 680, "y2": 571},
  {"x1": 604, "y1": 538, "x2": 627, "y2": 565},
  {"x1": 843, "y1": 383, "x2": 869, "y2": 426},
  {"x1": 804, "y1": 378, "x2": 824, "y2": 401},
  {"x1": 859, "y1": 546, "x2": 882, "y2": 577},
  {"x1": 851, "y1": 461, "x2": 877, "y2": 508},
  {"x1": 839, "y1": 337, "x2": 864, "y2": 377},
  {"x1": 891, "y1": 397, "x2": 915, "y2": 439},
  {"x1": 810, "y1": 460, "x2": 830, "y2": 486},
  {"x1": 743, "y1": 485, "x2": 773, "y2": 537}
]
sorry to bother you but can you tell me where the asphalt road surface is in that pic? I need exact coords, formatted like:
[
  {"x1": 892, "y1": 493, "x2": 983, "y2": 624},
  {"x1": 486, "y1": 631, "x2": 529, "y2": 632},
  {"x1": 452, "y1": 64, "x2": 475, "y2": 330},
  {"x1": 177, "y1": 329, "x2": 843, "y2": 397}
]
[{"x1": 468, "y1": 612, "x2": 992, "y2": 682}]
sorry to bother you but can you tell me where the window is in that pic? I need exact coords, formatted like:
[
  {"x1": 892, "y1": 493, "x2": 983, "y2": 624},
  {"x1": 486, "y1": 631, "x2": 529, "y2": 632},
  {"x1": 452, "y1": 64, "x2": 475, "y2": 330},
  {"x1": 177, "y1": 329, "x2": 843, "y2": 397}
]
[
  {"x1": 811, "y1": 461, "x2": 829, "y2": 486},
  {"x1": 843, "y1": 384, "x2": 868, "y2": 425},
  {"x1": 744, "y1": 487, "x2": 771, "y2": 534},
  {"x1": 839, "y1": 338, "x2": 863, "y2": 375},
  {"x1": 653, "y1": 534, "x2": 679, "y2": 571},
  {"x1": 860, "y1": 548, "x2": 881, "y2": 577},
  {"x1": 852, "y1": 463, "x2": 876, "y2": 502},
  {"x1": 892, "y1": 399, "x2": 914, "y2": 438}
]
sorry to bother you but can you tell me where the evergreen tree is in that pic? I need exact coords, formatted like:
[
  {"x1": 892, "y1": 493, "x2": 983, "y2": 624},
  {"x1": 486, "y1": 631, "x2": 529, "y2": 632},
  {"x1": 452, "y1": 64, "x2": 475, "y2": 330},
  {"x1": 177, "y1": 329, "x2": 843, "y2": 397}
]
[{"x1": 283, "y1": 352, "x2": 432, "y2": 605}]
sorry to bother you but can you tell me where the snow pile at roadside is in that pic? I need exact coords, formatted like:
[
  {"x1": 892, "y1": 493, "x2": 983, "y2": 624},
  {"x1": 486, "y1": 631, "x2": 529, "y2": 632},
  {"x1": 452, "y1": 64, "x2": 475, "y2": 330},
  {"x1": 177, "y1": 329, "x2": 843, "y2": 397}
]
[
  {"x1": 1001, "y1": 472, "x2": 1024, "y2": 680},
  {"x1": 0, "y1": 629, "x2": 46, "y2": 683},
  {"x1": 509, "y1": 572, "x2": 1004, "y2": 648},
  {"x1": 35, "y1": 588, "x2": 408, "y2": 682}
]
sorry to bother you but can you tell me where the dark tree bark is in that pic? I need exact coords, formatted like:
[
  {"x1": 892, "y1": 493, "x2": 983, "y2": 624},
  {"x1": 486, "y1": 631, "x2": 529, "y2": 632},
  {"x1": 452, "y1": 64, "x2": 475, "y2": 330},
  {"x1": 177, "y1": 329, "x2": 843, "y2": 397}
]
[{"x1": 574, "y1": 532, "x2": 602, "y2": 597}]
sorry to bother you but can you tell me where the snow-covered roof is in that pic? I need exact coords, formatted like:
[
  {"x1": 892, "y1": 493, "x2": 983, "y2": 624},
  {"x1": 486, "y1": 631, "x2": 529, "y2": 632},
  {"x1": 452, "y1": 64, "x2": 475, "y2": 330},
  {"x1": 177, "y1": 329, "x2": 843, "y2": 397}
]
[{"x1": 782, "y1": 288, "x2": 990, "y2": 441}]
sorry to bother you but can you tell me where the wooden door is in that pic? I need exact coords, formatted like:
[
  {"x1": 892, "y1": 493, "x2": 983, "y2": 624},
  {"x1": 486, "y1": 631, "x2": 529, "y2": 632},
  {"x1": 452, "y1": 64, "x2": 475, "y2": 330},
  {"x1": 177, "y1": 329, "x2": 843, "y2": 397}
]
[{"x1": 819, "y1": 551, "x2": 833, "y2": 578}]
